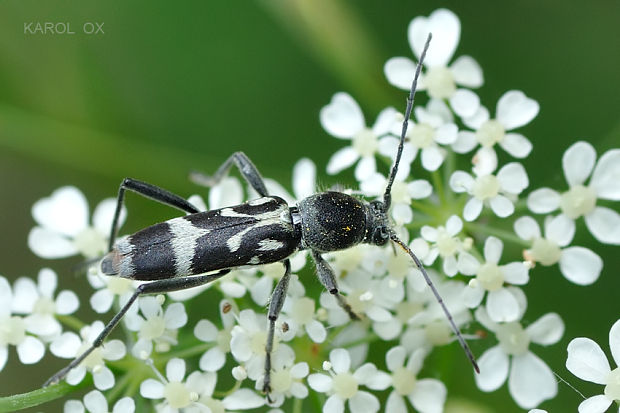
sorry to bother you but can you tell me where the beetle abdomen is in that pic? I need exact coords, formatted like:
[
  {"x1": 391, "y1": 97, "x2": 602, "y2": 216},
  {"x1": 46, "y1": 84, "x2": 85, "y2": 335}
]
[{"x1": 101, "y1": 196, "x2": 300, "y2": 280}]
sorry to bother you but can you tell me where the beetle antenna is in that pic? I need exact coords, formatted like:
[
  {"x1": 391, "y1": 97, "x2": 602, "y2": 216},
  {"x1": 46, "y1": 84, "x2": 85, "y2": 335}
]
[
  {"x1": 383, "y1": 32, "x2": 432, "y2": 212},
  {"x1": 390, "y1": 232, "x2": 480, "y2": 373}
]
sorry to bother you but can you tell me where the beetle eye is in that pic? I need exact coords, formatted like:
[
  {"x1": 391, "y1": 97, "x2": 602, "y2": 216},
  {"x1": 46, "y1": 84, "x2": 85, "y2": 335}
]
[{"x1": 373, "y1": 226, "x2": 389, "y2": 245}]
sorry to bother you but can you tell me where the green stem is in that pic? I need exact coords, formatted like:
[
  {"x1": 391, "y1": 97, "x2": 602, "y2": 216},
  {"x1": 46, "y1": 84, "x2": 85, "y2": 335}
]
[
  {"x1": 293, "y1": 396, "x2": 303, "y2": 413},
  {"x1": 432, "y1": 170, "x2": 446, "y2": 206},
  {"x1": 0, "y1": 378, "x2": 91, "y2": 412},
  {"x1": 464, "y1": 222, "x2": 529, "y2": 247},
  {"x1": 56, "y1": 314, "x2": 85, "y2": 331},
  {"x1": 164, "y1": 343, "x2": 210, "y2": 360},
  {"x1": 106, "y1": 372, "x2": 132, "y2": 404}
]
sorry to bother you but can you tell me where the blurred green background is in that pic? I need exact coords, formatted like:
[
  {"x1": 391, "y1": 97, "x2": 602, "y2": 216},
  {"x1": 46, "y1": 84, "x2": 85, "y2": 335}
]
[{"x1": 1, "y1": 0, "x2": 619, "y2": 411}]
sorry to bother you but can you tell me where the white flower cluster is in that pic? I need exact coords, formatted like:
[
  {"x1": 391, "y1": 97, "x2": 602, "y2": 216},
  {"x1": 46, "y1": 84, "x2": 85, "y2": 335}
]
[{"x1": 2, "y1": 7, "x2": 618, "y2": 413}]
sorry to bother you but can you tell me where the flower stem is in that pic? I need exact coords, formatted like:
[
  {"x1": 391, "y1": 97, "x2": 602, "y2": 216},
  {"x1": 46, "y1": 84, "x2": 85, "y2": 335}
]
[
  {"x1": 56, "y1": 314, "x2": 85, "y2": 331},
  {"x1": 0, "y1": 377, "x2": 91, "y2": 412},
  {"x1": 464, "y1": 222, "x2": 529, "y2": 247}
]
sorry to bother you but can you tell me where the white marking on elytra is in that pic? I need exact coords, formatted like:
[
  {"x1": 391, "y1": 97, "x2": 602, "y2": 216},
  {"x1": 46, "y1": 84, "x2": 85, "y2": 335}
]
[
  {"x1": 247, "y1": 256, "x2": 261, "y2": 264},
  {"x1": 226, "y1": 202, "x2": 292, "y2": 252},
  {"x1": 116, "y1": 237, "x2": 136, "y2": 276},
  {"x1": 168, "y1": 217, "x2": 211, "y2": 275},
  {"x1": 257, "y1": 239, "x2": 284, "y2": 251},
  {"x1": 249, "y1": 197, "x2": 272, "y2": 206},
  {"x1": 220, "y1": 207, "x2": 251, "y2": 218}
]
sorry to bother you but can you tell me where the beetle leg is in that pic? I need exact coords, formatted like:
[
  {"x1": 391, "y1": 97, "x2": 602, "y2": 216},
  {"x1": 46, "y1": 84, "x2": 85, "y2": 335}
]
[
  {"x1": 43, "y1": 269, "x2": 230, "y2": 387},
  {"x1": 190, "y1": 151, "x2": 269, "y2": 197},
  {"x1": 311, "y1": 250, "x2": 361, "y2": 320}
]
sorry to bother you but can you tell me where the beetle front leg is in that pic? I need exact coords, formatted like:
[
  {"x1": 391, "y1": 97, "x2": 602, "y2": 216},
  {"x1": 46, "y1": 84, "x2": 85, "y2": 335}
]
[
  {"x1": 262, "y1": 259, "x2": 291, "y2": 399},
  {"x1": 190, "y1": 151, "x2": 269, "y2": 197},
  {"x1": 311, "y1": 250, "x2": 362, "y2": 320}
]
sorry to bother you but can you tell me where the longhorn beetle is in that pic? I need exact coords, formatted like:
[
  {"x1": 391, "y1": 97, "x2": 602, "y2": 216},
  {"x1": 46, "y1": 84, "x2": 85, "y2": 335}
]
[{"x1": 44, "y1": 33, "x2": 479, "y2": 395}]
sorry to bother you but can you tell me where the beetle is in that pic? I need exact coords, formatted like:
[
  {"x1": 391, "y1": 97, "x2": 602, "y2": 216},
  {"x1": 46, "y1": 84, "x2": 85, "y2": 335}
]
[{"x1": 43, "y1": 33, "x2": 479, "y2": 395}]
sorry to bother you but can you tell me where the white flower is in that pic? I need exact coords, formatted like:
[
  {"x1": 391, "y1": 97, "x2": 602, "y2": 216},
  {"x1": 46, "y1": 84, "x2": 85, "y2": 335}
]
[
  {"x1": 401, "y1": 276, "x2": 471, "y2": 353},
  {"x1": 474, "y1": 306, "x2": 564, "y2": 408},
  {"x1": 63, "y1": 390, "x2": 134, "y2": 413},
  {"x1": 566, "y1": 319, "x2": 620, "y2": 413},
  {"x1": 514, "y1": 215, "x2": 603, "y2": 285},
  {"x1": 379, "y1": 99, "x2": 459, "y2": 173},
  {"x1": 280, "y1": 295, "x2": 327, "y2": 344},
  {"x1": 360, "y1": 171, "x2": 432, "y2": 224},
  {"x1": 87, "y1": 267, "x2": 136, "y2": 314},
  {"x1": 385, "y1": 347, "x2": 446, "y2": 413},
  {"x1": 50, "y1": 320, "x2": 126, "y2": 390},
  {"x1": 230, "y1": 309, "x2": 290, "y2": 381},
  {"x1": 28, "y1": 186, "x2": 125, "y2": 259},
  {"x1": 255, "y1": 345, "x2": 309, "y2": 407},
  {"x1": 384, "y1": 9, "x2": 483, "y2": 117},
  {"x1": 454, "y1": 90, "x2": 539, "y2": 158},
  {"x1": 11, "y1": 268, "x2": 79, "y2": 340},
  {"x1": 194, "y1": 300, "x2": 236, "y2": 372},
  {"x1": 142, "y1": 358, "x2": 264, "y2": 412},
  {"x1": 450, "y1": 155, "x2": 529, "y2": 221},
  {"x1": 124, "y1": 296, "x2": 187, "y2": 359},
  {"x1": 0, "y1": 276, "x2": 45, "y2": 370},
  {"x1": 320, "y1": 93, "x2": 397, "y2": 181},
  {"x1": 458, "y1": 236, "x2": 530, "y2": 322},
  {"x1": 264, "y1": 157, "x2": 317, "y2": 203},
  {"x1": 419, "y1": 215, "x2": 467, "y2": 276},
  {"x1": 308, "y1": 348, "x2": 390, "y2": 413},
  {"x1": 527, "y1": 141, "x2": 620, "y2": 244}
]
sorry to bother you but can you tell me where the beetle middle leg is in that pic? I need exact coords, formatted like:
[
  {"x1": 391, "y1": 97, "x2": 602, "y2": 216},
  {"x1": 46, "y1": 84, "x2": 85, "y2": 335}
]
[
  {"x1": 43, "y1": 269, "x2": 230, "y2": 388},
  {"x1": 262, "y1": 259, "x2": 291, "y2": 398},
  {"x1": 311, "y1": 250, "x2": 361, "y2": 320},
  {"x1": 190, "y1": 151, "x2": 269, "y2": 197}
]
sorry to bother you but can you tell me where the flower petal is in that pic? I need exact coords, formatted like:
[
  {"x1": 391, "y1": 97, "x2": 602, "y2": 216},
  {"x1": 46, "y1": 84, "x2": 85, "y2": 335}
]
[
  {"x1": 90, "y1": 289, "x2": 113, "y2": 314},
  {"x1": 93, "y1": 367, "x2": 115, "y2": 390},
  {"x1": 222, "y1": 389, "x2": 265, "y2": 409},
  {"x1": 17, "y1": 336, "x2": 45, "y2": 364},
  {"x1": 487, "y1": 288, "x2": 520, "y2": 323},
  {"x1": 93, "y1": 199, "x2": 125, "y2": 236},
  {"x1": 562, "y1": 141, "x2": 596, "y2": 186},
  {"x1": 451, "y1": 56, "x2": 483, "y2": 88},
  {"x1": 308, "y1": 373, "x2": 332, "y2": 392},
  {"x1": 349, "y1": 391, "x2": 379, "y2": 413},
  {"x1": 545, "y1": 214, "x2": 575, "y2": 246},
  {"x1": 409, "y1": 378, "x2": 447, "y2": 413},
  {"x1": 56, "y1": 290, "x2": 79, "y2": 315},
  {"x1": 578, "y1": 395, "x2": 613, "y2": 413},
  {"x1": 320, "y1": 92, "x2": 364, "y2": 138},
  {"x1": 28, "y1": 227, "x2": 78, "y2": 258},
  {"x1": 496, "y1": 90, "x2": 539, "y2": 130},
  {"x1": 84, "y1": 390, "x2": 108, "y2": 413},
  {"x1": 502, "y1": 262, "x2": 529, "y2": 285},
  {"x1": 499, "y1": 133, "x2": 533, "y2": 158},
  {"x1": 452, "y1": 131, "x2": 477, "y2": 154},
  {"x1": 610, "y1": 319, "x2": 620, "y2": 367},
  {"x1": 323, "y1": 394, "x2": 345, "y2": 413},
  {"x1": 166, "y1": 358, "x2": 186, "y2": 382},
  {"x1": 194, "y1": 319, "x2": 218, "y2": 342},
  {"x1": 474, "y1": 345, "x2": 509, "y2": 391},
  {"x1": 559, "y1": 247, "x2": 603, "y2": 285},
  {"x1": 293, "y1": 158, "x2": 317, "y2": 200},
  {"x1": 566, "y1": 337, "x2": 610, "y2": 383},
  {"x1": 527, "y1": 188, "x2": 561, "y2": 214},
  {"x1": 463, "y1": 198, "x2": 483, "y2": 221},
  {"x1": 386, "y1": 392, "x2": 407, "y2": 413},
  {"x1": 164, "y1": 303, "x2": 187, "y2": 329},
  {"x1": 490, "y1": 195, "x2": 515, "y2": 218},
  {"x1": 421, "y1": 146, "x2": 444, "y2": 171},
  {"x1": 526, "y1": 313, "x2": 564, "y2": 346},
  {"x1": 514, "y1": 216, "x2": 541, "y2": 241},
  {"x1": 590, "y1": 149, "x2": 620, "y2": 200},
  {"x1": 509, "y1": 352, "x2": 557, "y2": 408},
  {"x1": 449, "y1": 89, "x2": 480, "y2": 119},
  {"x1": 409, "y1": 9, "x2": 460, "y2": 67},
  {"x1": 32, "y1": 186, "x2": 88, "y2": 236},
  {"x1": 140, "y1": 378, "x2": 164, "y2": 399},
  {"x1": 330, "y1": 348, "x2": 351, "y2": 374},
  {"x1": 327, "y1": 147, "x2": 359, "y2": 175},
  {"x1": 199, "y1": 347, "x2": 226, "y2": 372},
  {"x1": 497, "y1": 162, "x2": 529, "y2": 194},
  {"x1": 585, "y1": 206, "x2": 620, "y2": 245},
  {"x1": 386, "y1": 346, "x2": 406, "y2": 372},
  {"x1": 384, "y1": 57, "x2": 417, "y2": 90},
  {"x1": 484, "y1": 236, "x2": 503, "y2": 264}
]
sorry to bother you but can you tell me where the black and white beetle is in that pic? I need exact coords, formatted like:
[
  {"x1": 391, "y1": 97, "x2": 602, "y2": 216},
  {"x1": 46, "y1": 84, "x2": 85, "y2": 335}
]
[{"x1": 44, "y1": 33, "x2": 479, "y2": 394}]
